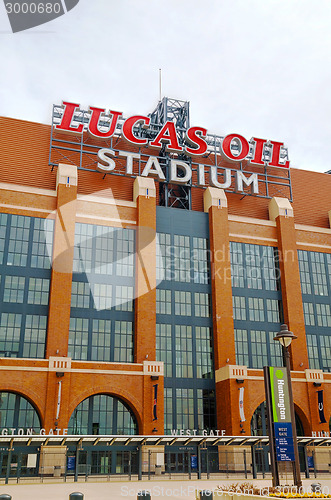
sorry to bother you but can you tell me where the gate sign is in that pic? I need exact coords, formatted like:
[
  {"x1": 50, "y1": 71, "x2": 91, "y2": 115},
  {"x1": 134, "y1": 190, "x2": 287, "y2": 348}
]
[{"x1": 269, "y1": 367, "x2": 294, "y2": 462}]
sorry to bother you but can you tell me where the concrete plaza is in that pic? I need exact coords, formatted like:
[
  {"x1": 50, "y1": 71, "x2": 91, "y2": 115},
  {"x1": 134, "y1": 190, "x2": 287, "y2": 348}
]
[{"x1": 1, "y1": 478, "x2": 331, "y2": 500}]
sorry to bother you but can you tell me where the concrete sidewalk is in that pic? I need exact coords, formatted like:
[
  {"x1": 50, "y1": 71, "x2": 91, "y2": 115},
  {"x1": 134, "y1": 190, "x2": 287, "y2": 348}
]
[{"x1": 1, "y1": 478, "x2": 331, "y2": 500}]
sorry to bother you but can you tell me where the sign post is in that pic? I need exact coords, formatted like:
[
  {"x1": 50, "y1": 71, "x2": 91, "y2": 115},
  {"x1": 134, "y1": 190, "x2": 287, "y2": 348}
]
[{"x1": 264, "y1": 365, "x2": 302, "y2": 487}]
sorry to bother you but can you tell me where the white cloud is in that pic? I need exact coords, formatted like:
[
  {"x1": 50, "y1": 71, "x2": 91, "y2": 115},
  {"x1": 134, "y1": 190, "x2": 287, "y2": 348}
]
[{"x1": 1, "y1": 0, "x2": 331, "y2": 172}]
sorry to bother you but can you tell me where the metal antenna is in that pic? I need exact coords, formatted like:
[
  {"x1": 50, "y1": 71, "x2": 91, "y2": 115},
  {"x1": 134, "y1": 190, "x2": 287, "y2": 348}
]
[{"x1": 159, "y1": 68, "x2": 162, "y2": 101}]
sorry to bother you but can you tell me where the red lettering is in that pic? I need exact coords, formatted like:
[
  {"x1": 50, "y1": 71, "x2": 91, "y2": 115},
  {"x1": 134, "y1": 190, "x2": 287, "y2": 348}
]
[
  {"x1": 122, "y1": 115, "x2": 150, "y2": 145},
  {"x1": 185, "y1": 127, "x2": 208, "y2": 156},
  {"x1": 221, "y1": 134, "x2": 249, "y2": 161},
  {"x1": 250, "y1": 137, "x2": 267, "y2": 166},
  {"x1": 55, "y1": 101, "x2": 83, "y2": 135},
  {"x1": 88, "y1": 107, "x2": 122, "y2": 139},
  {"x1": 268, "y1": 141, "x2": 290, "y2": 168},
  {"x1": 150, "y1": 121, "x2": 183, "y2": 152}
]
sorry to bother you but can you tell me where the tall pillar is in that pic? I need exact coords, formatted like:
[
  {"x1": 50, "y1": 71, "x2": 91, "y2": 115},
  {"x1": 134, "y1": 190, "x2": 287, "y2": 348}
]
[
  {"x1": 269, "y1": 197, "x2": 309, "y2": 370},
  {"x1": 204, "y1": 188, "x2": 236, "y2": 434},
  {"x1": 46, "y1": 164, "x2": 77, "y2": 358},
  {"x1": 44, "y1": 164, "x2": 77, "y2": 432},
  {"x1": 134, "y1": 176, "x2": 157, "y2": 363}
]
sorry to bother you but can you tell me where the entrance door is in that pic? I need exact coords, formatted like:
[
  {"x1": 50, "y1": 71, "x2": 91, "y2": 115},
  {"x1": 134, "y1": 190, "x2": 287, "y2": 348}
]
[{"x1": 165, "y1": 451, "x2": 190, "y2": 473}]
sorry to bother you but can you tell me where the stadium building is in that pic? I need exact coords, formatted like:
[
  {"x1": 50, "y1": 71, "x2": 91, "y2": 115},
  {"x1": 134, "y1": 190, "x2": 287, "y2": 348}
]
[{"x1": 0, "y1": 97, "x2": 330, "y2": 480}]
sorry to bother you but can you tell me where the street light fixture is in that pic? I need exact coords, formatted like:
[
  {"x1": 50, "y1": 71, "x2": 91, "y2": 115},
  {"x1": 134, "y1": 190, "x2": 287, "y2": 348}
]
[{"x1": 274, "y1": 324, "x2": 302, "y2": 488}]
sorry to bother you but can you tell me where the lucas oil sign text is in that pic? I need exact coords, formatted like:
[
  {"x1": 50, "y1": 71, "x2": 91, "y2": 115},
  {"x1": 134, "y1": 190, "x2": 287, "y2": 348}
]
[{"x1": 54, "y1": 101, "x2": 290, "y2": 194}]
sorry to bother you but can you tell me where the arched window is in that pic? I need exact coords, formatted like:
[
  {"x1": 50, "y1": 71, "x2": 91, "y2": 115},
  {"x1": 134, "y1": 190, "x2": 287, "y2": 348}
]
[
  {"x1": 68, "y1": 394, "x2": 138, "y2": 435},
  {"x1": 0, "y1": 392, "x2": 41, "y2": 432},
  {"x1": 251, "y1": 401, "x2": 305, "y2": 436}
]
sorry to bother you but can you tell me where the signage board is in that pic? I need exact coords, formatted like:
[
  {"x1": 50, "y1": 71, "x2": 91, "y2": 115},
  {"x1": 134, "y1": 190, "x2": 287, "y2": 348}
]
[
  {"x1": 49, "y1": 100, "x2": 293, "y2": 202},
  {"x1": 269, "y1": 368, "x2": 294, "y2": 462}
]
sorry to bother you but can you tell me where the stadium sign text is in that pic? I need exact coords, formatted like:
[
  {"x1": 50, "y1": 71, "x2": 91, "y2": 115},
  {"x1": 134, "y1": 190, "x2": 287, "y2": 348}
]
[{"x1": 54, "y1": 101, "x2": 291, "y2": 195}]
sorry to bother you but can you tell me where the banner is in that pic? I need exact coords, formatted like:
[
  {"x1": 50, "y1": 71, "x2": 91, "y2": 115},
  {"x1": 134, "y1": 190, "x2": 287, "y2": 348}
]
[
  {"x1": 269, "y1": 367, "x2": 291, "y2": 423},
  {"x1": 239, "y1": 387, "x2": 246, "y2": 422},
  {"x1": 153, "y1": 384, "x2": 158, "y2": 421},
  {"x1": 317, "y1": 390, "x2": 327, "y2": 424}
]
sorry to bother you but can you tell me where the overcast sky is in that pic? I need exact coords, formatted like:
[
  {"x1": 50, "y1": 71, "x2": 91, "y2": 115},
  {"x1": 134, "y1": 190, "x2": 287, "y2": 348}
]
[{"x1": 1, "y1": 0, "x2": 331, "y2": 173}]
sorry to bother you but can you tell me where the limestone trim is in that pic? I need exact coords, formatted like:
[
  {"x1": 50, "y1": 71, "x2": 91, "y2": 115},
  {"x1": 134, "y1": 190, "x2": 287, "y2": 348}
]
[
  {"x1": 228, "y1": 215, "x2": 276, "y2": 227},
  {"x1": 296, "y1": 242, "x2": 331, "y2": 251},
  {"x1": 0, "y1": 203, "x2": 55, "y2": 215},
  {"x1": 77, "y1": 194, "x2": 136, "y2": 208},
  {"x1": 143, "y1": 361, "x2": 164, "y2": 376},
  {"x1": 229, "y1": 233, "x2": 277, "y2": 244},
  {"x1": 0, "y1": 182, "x2": 57, "y2": 197},
  {"x1": 48, "y1": 357, "x2": 72, "y2": 372},
  {"x1": 215, "y1": 365, "x2": 247, "y2": 383},
  {"x1": 133, "y1": 176, "x2": 156, "y2": 202},
  {"x1": 305, "y1": 369, "x2": 324, "y2": 383},
  {"x1": 269, "y1": 197, "x2": 294, "y2": 220},
  {"x1": 295, "y1": 224, "x2": 331, "y2": 235},
  {"x1": 76, "y1": 213, "x2": 136, "y2": 225}
]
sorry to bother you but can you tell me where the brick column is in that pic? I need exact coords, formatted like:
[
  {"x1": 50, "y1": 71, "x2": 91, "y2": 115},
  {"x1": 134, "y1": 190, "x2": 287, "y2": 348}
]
[
  {"x1": 134, "y1": 176, "x2": 157, "y2": 363},
  {"x1": 204, "y1": 188, "x2": 236, "y2": 433},
  {"x1": 46, "y1": 164, "x2": 77, "y2": 358},
  {"x1": 134, "y1": 177, "x2": 162, "y2": 433},
  {"x1": 44, "y1": 164, "x2": 77, "y2": 431},
  {"x1": 269, "y1": 197, "x2": 309, "y2": 371}
]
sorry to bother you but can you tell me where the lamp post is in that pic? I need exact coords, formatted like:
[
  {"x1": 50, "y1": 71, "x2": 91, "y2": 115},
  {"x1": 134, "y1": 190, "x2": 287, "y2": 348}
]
[{"x1": 274, "y1": 324, "x2": 302, "y2": 488}]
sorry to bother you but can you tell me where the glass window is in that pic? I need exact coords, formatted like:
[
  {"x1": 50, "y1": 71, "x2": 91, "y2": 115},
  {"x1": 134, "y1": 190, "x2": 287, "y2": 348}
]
[
  {"x1": 230, "y1": 242, "x2": 244, "y2": 288},
  {"x1": 114, "y1": 321, "x2": 133, "y2": 363},
  {"x1": 175, "y1": 325, "x2": 193, "y2": 378},
  {"x1": 233, "y1": 296, "x2": 246, "y2": 321},
  {"x1": 235, "y1": 329, "x2": 249, "y2": 366},
  {"x1": 68, "y1": 318, "x2": 89, "y2": 360},
  {"x1": 197, "y1": 389, "x2": 216, "y2": 433},
  {"x1": 116, "y1": 229, "x2": 134, "y2": 277},
  {"x1": 71, "y1": 281, "x2": 90, "y2": 308},
  {"x1": 174, "y1": 235, "x2": 191, "y2": 283},
  {"x1": 269, "y1": 332, "x2": 283, "y2": 366},
  {"x1": 0, "y1": 392, "x2": 41, "y2": 432},
  {"x1": 94, "y1": 225, "x2": 114, "y2": 275},
  {"x1": 68, "y1": 394, "x2": 137, "y2": 435},
  {"x1": 3, "y1": 276, "x2": 25, "y2": 303},
  {"x1": 91, "y1": 319, "x2": 111, "y2": 362},
  {"x1": 248, "y1": 297, "x2": 265, "y2": 322},
  {"x1": 298, "y1": 250, "x2": 312, "y2": 295},
  {"x1": 31, "y1": 218, "x2": 54, "y2": 269},
  {"x1": 192, "y1": 237, "x2": 209, "y2": 284},
  {"x1": 194, "y1": 293, "x2": 210, "y2": 317},
  {"x1": 303, "y1": 302, "x2": 315, "y2": 326},
  {"x1": 0, "y1": 313, "x2": 22, "y2": 357},
  {"x1": 164, "y1": 388, "x2": 173, "y2": 433},
  {"x1": 156, "y1": 289, "x2": 171, "y2": 315},
  {"x1": 246, "y1": 244, "x2": 263, "y2": 290},
  {"x1": 196, "y1": 326, "x2": 213, "y2": 378},
  {"x1": 320, "y1": 335, "x2": 331, "y2": 372},
  {"x1": 156, "y1": 233, "x2": 172, "y2": 281},
  {"x1": 251, "y1": 330, "x2": 268, "y2": 368},
  {"x1": 28, "y1": 278, "x2": 50, "y2": 305},
  {"x1": 93, "y1": 283, "x2": 112, "y2": 311},
  {"x1": 0, "y1": 213, "x2": 8, "y2": 265},
  {"x1": 115, "y1": 286, "x2": 133, "y2": 311},
  {"x1": 176, "y1": 388, "x2": 194, "y2": 430},
  {"x1": 306, "y1": 334, "x2": 320, "y2": 369},
  {"x1": 266, "y1": 299, "x2": 281, "y2": 323},
  {"x1": 23, "y1": 315, "x2": 47, "y2": 358},
  {"x1": 156, "y1": 323, "x2": 172, "y2": 377},
  {"x1": 310, "y1": 252, "x2": 328, "y2": 296},
  {"x1": 7, "y1": 215, "x2": 30, "y2": 267},
  {"x1": 174, "y1": 291, "x2": 191, "y2": 316},
  {"x1": 316, "y1": 303, "x2": 331, "y2": 328},
  {"x1": 73, "y1": 223, "x2": 93, "y2": 273}
]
